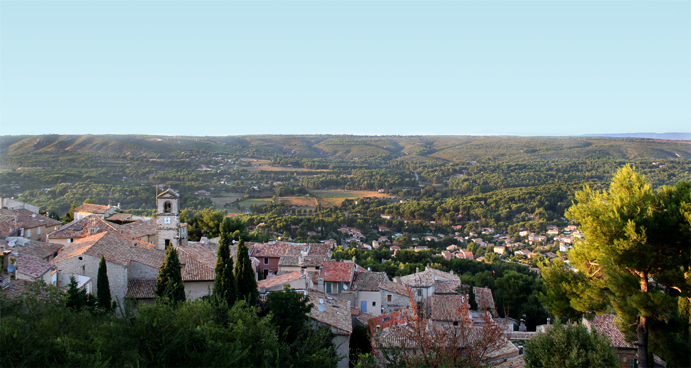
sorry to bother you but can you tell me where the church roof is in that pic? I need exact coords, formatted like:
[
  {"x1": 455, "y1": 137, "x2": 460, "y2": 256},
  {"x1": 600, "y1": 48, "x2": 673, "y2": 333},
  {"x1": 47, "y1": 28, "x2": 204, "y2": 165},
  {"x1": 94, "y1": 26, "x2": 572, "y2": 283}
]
[{"x1": 157, "y1": 189, "x2": 180, "y2": 199}]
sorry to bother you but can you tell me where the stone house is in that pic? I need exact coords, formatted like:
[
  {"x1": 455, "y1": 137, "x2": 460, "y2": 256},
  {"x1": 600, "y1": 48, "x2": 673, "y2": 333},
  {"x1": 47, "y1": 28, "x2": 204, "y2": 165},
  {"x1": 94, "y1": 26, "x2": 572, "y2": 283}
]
[
  {"x1": 0, "y1": 209, "x2": 62, "y2": 242},
  {"x1": 51, "y1": 231, "x2": 164, "y2": 303}
]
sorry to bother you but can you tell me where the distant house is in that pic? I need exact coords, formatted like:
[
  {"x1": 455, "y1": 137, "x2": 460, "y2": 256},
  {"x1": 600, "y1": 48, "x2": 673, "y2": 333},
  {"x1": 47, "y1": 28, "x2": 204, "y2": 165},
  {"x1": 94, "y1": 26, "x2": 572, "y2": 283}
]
[
  {"x1": 440, "y1": 250, "x2": 453, "y2": 260},
  {"x1": 73, "y1": 203, "x2": 119, "y2": 221},
  {"x1": 493, "y1": 246, "x2": 506, "y2": 255},
  {"x1": 0, "y1": 209, "x2": 62, "y2": 242},
  {"x1": 13, "y1": 252, "x2": 56, "y2": 283}
]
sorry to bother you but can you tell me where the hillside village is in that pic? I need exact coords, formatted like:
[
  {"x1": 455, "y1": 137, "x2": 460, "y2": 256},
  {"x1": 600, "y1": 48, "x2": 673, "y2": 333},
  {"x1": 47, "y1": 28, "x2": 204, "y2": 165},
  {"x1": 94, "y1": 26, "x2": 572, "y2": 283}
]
[{"x1": 0, "y1": 191, "x2": 657, "y2": 368}]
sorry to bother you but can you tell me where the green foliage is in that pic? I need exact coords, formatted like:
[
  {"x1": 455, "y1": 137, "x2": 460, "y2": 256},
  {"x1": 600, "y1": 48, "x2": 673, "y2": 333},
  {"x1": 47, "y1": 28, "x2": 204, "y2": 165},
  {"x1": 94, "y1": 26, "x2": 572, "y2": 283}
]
[
  {"x1": 156, "y1": 246, "x2": 186, "y2": 304},
  {"x1": 234, "y1": 239, "x2": 259, "y2": 306},
  {"x1": 524, "y1": 318, "x2": 619, "y2": 368},
  {"x1": 265, "y1": 284, "x2": 311, "y2": 343},
  {"x1": 96, "y1": 256, "x2": 112, "y2": 312},
  {"x1": 543, "y1": 166, "x2": 691, "y2": 366},
  {"x1": 66, "y1": 276, "x2": 96, "y2": 312},
  {"x1": 214, "y1": 221, "x2": 237, "y2": 307}
]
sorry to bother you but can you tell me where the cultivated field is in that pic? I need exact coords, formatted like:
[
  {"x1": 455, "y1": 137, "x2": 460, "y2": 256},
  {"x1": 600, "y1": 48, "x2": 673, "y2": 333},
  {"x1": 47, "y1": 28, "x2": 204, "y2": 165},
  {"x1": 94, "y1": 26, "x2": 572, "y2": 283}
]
[
  {"x1": 310, "y1": 190, "x2": 388, "y2": 207},
  {"x1": 246, "y1": 165, "x2": 332, "y2": 174},
  {"x1": 236, "y1": 197, "x2": 273, "y2": 208},
  {"x1": 280, "y1": 196, "x2": 318, "y2": 207},
  {"x1": 210, "y1": 193, "x2": 245, "y2": 208}
]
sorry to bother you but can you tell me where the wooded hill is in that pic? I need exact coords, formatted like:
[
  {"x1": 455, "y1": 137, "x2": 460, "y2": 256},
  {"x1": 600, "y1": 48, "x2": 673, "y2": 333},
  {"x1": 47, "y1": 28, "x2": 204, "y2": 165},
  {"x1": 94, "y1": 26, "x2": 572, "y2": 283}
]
[{"x1": 2, "y1": 134, "x2": 690, "y2": 162}]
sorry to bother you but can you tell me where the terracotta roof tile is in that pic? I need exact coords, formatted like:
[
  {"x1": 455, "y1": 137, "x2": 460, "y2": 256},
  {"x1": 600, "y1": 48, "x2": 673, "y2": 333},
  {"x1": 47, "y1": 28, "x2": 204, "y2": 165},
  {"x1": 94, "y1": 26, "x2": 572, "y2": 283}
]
[
  {"x1": 52, "y1": 231, "x2": 164, "y2": 269},
  {"x1": 74, "y1": 203, "x2": 114, "y2": 215},
  {"x1": 584, "y1": 314, "x2": 632, "y2": 348},
  {"x1": 434, "y1": 279, "x2": 461, "y2": 294},
  {"x1": 15, "y1": 253, "x2": 55, "y2": 278},
  {"x1": 126, "y1": 279, "x2": 156, "y2": 299},
  {"x1": 48, "y1": 215, "x2": 120, "y2": 239},
  {"x1": 352, "y1": 268, "x2": 387, "y2": 291},
  {"x1": 322, "y1": 261, "x2": 355, "y2": 283},
  {"x1": 399, "y1": 266, "x2": 459, "y2": 288},
  {"x1": 0, "y1": 209, "x2": 61, "y2": 236},
  {"x1": 307, "y1": 289, "x2": 352, "y2": 334},
  {"x1": 177, "y1": 245, "x2": 216, "y2": 282},
  {"x1": 257, "y1": 271, "x2": 304, "y2": 289},
  {"x1": 379, "y1": 279, "x2": 411, "y2": 296},
  {"x1": 430, "y1": 294, "x2": 468, "y2": 322},
  {"x1": 473, "y1": 287, "x2": 496, "y2": 313}
]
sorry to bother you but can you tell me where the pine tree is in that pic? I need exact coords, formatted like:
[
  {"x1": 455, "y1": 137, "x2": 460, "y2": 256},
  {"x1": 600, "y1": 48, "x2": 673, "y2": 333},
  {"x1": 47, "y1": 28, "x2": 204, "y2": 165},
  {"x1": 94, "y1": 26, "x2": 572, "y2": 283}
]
[
  {"x1": 234, "y1": 239, "x2": 258, "y2": 305},
  {"x1": 156, "y1": 246, "x2": 186, "y2": 304},
  {"x1": 542, "y1": 166, "x2": 691, "y2": 368},
  {"x1": 213, "y1": 218, "x2": 237, "y2": 306},
  {"x1": 97, "y1": 255, "x2": 112, "y2": 311}
]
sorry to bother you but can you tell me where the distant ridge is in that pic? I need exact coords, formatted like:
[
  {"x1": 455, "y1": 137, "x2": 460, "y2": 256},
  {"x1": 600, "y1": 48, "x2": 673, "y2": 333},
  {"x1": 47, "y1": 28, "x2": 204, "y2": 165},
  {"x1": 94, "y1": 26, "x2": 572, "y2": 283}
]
[{"x1": 584, "y1": 133, "x2": 691, "y2": 141}]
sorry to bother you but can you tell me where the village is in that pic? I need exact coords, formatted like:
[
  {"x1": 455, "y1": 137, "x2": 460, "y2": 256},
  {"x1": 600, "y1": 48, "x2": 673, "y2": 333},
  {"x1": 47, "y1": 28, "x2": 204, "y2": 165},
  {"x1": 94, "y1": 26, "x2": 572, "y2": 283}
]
[{"x1": 0, "y1": 191, "x2": 648, "y2": 368}]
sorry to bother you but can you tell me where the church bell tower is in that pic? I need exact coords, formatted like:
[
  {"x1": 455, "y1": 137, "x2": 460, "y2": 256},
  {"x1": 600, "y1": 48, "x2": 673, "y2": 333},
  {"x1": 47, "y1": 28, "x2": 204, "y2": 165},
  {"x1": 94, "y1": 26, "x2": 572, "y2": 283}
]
[{"x1": 156, "y1": 189, "x2": 181, "y2": 250}]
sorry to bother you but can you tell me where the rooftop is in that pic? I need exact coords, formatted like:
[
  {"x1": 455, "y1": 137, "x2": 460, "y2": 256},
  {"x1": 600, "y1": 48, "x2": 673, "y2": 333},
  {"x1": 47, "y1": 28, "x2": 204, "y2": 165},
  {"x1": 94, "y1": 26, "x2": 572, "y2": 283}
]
[{"x1": 52, "y1": 231, "x2": 164, "y2": 269}]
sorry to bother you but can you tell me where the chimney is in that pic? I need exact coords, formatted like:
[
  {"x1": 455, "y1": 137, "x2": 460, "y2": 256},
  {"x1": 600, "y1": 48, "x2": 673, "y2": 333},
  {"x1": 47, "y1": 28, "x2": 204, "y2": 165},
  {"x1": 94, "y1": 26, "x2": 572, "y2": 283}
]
[
  {"x1": 415, "y1": 267, "x2": 419, "y2": 274},
  {"x1": 318, "y1": 277, "x2": 324, "y2": 293},
  {"x1": 450, "y1": 270, "x2": 454, "y2": 275}
]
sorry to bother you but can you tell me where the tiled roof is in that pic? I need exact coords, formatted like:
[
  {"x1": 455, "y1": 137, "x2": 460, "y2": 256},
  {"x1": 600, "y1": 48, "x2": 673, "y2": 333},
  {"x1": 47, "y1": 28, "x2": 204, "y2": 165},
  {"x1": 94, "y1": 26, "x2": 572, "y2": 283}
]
[
  {"x1": 369, "y1": 311, "x2": 408, "y2": 335},
  {"x1": 0, "y1": 209, "x2": 62, "y2": 236},
  {"x1": 48, "y1": 215, "x2": 120, "y2": 239},
  {"x1": 15, "y1": 253, "x2": 55, "y2": 278},
  {"x1": 52, "y1": 231, "x2": 164, "y2": 269},
  {"x1": 257, "y1": 271, "x2": 304, "y2": 290},
  {"x1": 117, "y1": 219, "x2": 157, "y2": 239},
  {"x1": 105, "y1": 213, "x2": 133, "y2": 221},
  {"x1": 248, "y1": 242, "x2": 293, "y2": 258},
  {"x1": 430, "y1": 294, "x2": 468, "y2": 322},
  {"x1": 9, "y1": 240, "x2": 63, "y2": 260},
  {"x1": 399, "y1": 266, "x2": 459, "y2": 288},
  {"x1": 434, "y1": 279, "x2": 461, "y2": 294},
  {"x1": 352, "y1": 268, "x2": 387, "y2": 291},
  {"x1": 177, "y1": 244, "x2": 216, "y2": 282},
  {"x1": 473, "y1": 287, "x2": 496, "y2": 313},
  {"x1": 126, "y1": 279, "x2": 156, "y2": 299},
  {"x1": 584, "y1": 314, "x2": 632, "y2": 348},
  {"x1": 379, "y1": 279, "x2": 411, "y2": 296},
  {"x1": 74, "y1": 203, "x2": 114, "y2": 214},
  {"x1": 322, "y1": 261, "x2": 355, "y2": 282},
  {"x1": 307, "y1": 289, "x2": 353, "y2": 334}
]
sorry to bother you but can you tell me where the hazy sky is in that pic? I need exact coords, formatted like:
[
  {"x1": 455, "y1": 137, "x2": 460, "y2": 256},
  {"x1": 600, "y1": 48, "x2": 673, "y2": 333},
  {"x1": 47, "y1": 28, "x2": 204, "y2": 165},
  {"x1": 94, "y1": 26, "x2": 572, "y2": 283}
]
[{"x1": 1, "y1": 1, "x2": 689, "y2": 136}]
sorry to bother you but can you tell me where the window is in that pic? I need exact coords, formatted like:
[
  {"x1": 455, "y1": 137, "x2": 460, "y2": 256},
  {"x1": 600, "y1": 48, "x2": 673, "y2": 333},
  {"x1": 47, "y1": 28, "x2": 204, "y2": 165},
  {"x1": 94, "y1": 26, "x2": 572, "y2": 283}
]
[
  {"x1": 69, "y1": 238, "x2": 73, "y2": 243},
  {"x1": 372, "y1": 301, "x2": 376, "y2": 307},
  {"x1": 453, "y1": 321, "x2": 459, "y2": 326},
  {"x1": 338, "y1": 283, "x2": 344, "y2": 293},
  {"x1": 326, "y1": 282, "x2": 332, "y2": 293},
  {"x1": 165, "y1": 239, "x2": 171, "y2": 249},
  {"x1": 417, "y1": 289, "x2": 422, "y2": 296},
  {"x1": 387, "y1": 295, "x2": 392, "y2": 302},
  {"x1": 37, "y1": 227, "x2": 41, "y2": 235},
  {"x1": 26, "y1": 228, "x2": 31, "y2": 237},
  {"x1": 264, "y1": 257, "x2": 269, "y2": 264}
]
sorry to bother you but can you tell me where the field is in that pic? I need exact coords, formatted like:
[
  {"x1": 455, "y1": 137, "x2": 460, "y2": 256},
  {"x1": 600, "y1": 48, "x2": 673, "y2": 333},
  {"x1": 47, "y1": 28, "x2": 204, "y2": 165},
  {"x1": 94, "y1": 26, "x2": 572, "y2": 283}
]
[
  {"x1": 236, "y1": 197, "x2": 273, "y2": 208},
  {"x1": 246, "y1": 165, "x2": 331, "y2": 174},
  {"x1": 210, "y1": 193, "x2": 245, "y2": 208},
  {"x1": 309, "y1": 190, "x2": 389, "y2": 207},
  {"x1": 279, "y1": 196, "x2": 318, "y2": 207}
]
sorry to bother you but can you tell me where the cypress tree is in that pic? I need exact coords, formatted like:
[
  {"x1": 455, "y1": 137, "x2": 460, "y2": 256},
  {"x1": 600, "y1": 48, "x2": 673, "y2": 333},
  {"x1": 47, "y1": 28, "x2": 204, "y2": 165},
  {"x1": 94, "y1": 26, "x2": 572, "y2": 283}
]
[
  {"x1": 97, "y1": 255, "x2": 112, "y2": 311},
  {"x1": 213, "y1": 218, "x2": 237, "y2": 306},
  {"x1": 156, "y1": 245, "x2": 186, "y2": 304},
  {"x1": 234, "y1": 239, "x2": 258, "y2": 305}
]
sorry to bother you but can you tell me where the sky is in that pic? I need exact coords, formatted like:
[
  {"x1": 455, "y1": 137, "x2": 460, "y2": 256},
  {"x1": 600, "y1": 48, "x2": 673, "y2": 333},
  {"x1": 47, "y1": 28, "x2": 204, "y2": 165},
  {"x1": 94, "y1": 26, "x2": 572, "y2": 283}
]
[{"x1": 0, "y1": 0, "x2": 689, "y2": 137}]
